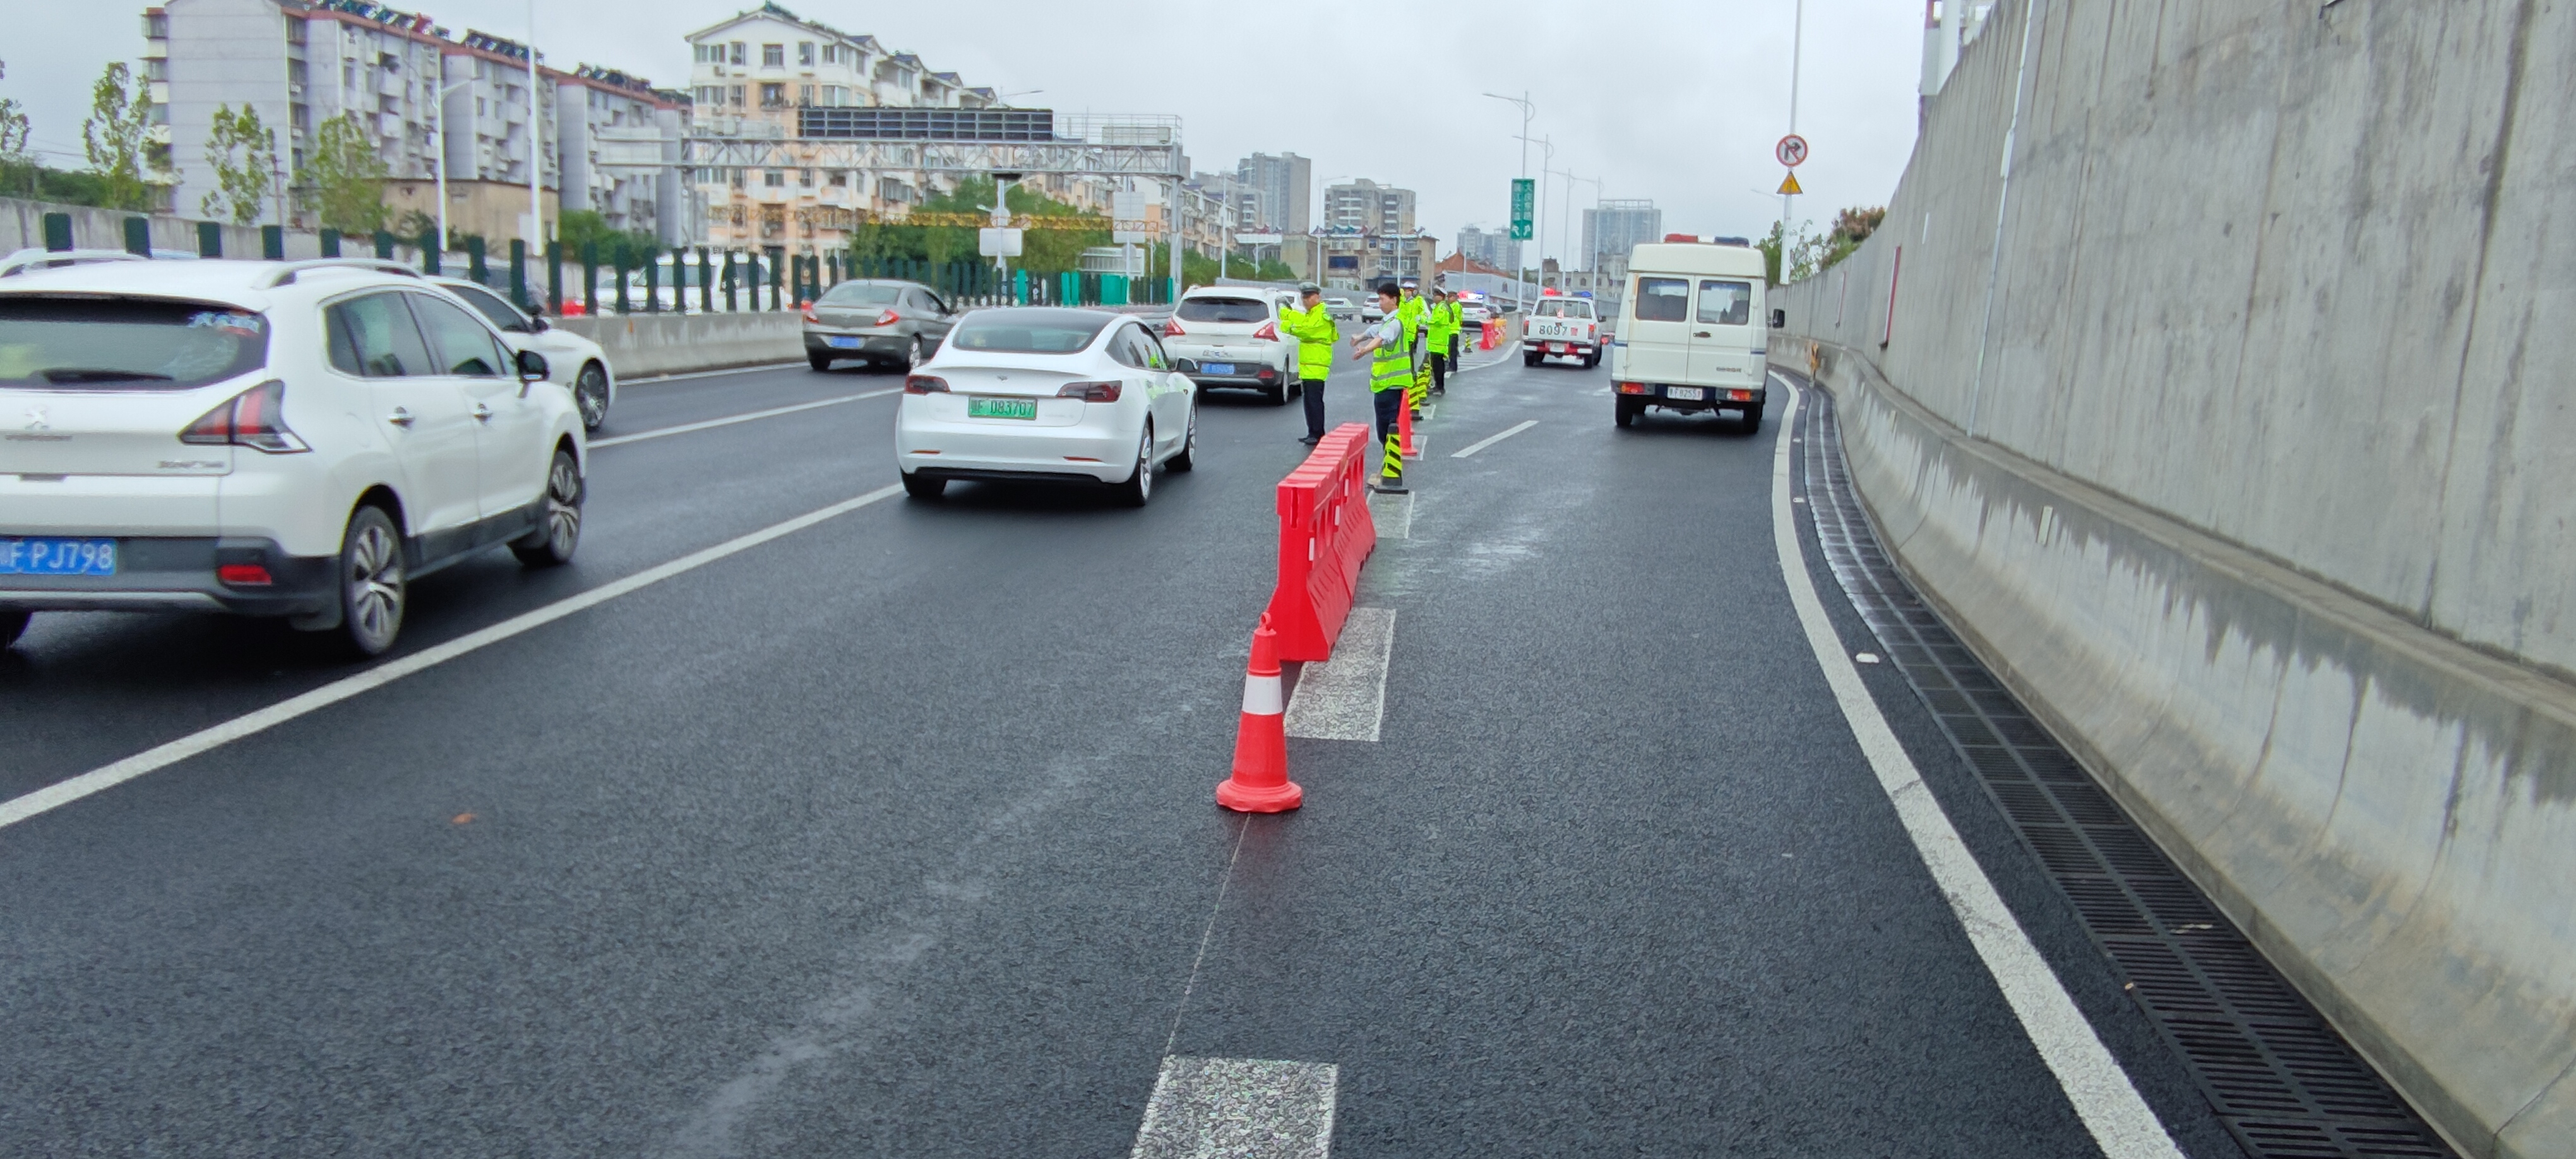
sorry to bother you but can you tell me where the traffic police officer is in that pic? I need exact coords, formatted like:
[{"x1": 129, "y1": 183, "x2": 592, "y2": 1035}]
[
  {"x1": 1426, "y1": 288, "x2": 1462, "y2": 396},
  {"x1": 1398, "y1": 281, "x2": 1430, "y2": 415},
  {"x1": 1351, "y1": 282, "x2": 1413, "y2": 492},
  {"x1": 1279, "y1": 283, "x2": 1339, "y2": 444}
]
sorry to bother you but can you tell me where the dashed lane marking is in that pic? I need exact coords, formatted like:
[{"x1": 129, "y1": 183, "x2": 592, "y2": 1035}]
[
  {"x1": 591, "y1": 388, "x2": 900, "y2": 448},
  {"x1": 0, "y1": 484, "x2": 906, "y2": 833},
  {"x1": 1129, "y1": 1057, "x2": 1339, "y2": 1159},
  {"x1": 1764, "y1": 372, "x2": 2183, "y2": 1159},
  {"x1": 1283, "y1": 607, "x2": 1395, "y2": 742},
  {"x1": 1450, "y1": 419, "x2": 1539, "y2": 459}
]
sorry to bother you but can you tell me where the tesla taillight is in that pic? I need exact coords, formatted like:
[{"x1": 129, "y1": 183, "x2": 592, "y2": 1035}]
[
  {"x1": 1056, "y1": 381, "x2": 1122, "y2": 402},
  {"x1": 800, "y1": 302, "x2": 819, "y2": 323},
  {"x1": 1252, "y1": 321, "x2": 1279, "y2": 341},
  {"x1": 904, "y1": 374, "x2": 949, "y2": 394},
  {"x1": 876, "y1": 309, "x2": 900, "y2": 327},
  {"x1": 179, "y1": 379, "x2": 307, "y2": 454},
  {"x1": 1162, "y1": 318, "x2": 1184, "y2": 337}
]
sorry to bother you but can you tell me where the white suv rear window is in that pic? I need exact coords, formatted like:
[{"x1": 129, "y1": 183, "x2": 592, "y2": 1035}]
[
  {"x1": 0, "y1": 297, "x2": 269, "y2": 390},
  {"x1": 1176, "y1": 297, "x2": 1268, "y2": 324}
]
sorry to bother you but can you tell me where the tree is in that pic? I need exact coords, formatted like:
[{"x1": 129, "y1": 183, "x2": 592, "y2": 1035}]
[
  {"x1": 555, "y1": 209, "x2": 657, "y2": 259},
  {"x1": 299, "y1": 112, "x2": 389, "y2": 234},
  {"x1": 200, "y1": 104, "x2": 278, "y2": 225},
  {"x1": 81, "y1": 61, "x2": 165, "y2": 211},
  {"x1": 1759, "y1": 219, "x2": 1834, "y2": 285}
]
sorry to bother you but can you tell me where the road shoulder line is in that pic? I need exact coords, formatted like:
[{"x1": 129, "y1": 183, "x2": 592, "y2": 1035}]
[
  {"x1": 1129, "y1": 1056, "x2": 1339, "y2": 1159},
  {"x1": 1765, "y1": 374, "x2": 2183, "y2": 1159},
  {"x1": 0, "y1": 484, "x2": 904, "y2": 833},
  {"x1": 1451, "y1": 420, "x2": 1539, "y2": 459}
]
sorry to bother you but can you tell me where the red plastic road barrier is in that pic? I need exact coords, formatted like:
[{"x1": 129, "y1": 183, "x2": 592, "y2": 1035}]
[
  {"x1": 1480, "y1": 319, "x2": 1501, "y2": 350},
  {"x1": 1263, "y1": 422, "x2": 1377, "y2": 663},
  {"x1": 1216, "y1": 616, "x2": 1301, "y2": 813}
]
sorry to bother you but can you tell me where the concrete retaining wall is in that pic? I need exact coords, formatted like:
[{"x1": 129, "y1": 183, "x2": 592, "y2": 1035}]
[
  {"x1": 1774, "y1": 1, "x2": 2576, "y2": 1154},
  {"x1": 555, "y1": 312, "x2": 804, "y2": 379}
]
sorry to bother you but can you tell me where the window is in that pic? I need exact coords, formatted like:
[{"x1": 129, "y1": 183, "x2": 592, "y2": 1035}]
[
  {"x1": 826, "y1": 170, "x2": 848, "y2": 187},
  {"x1": 728, "y1": 85, "x2": 744, "y2": 106},
  {"x1": 1695, "y1": 279, "x2": 1751, "y2": 326},
  {"x1": 407, "y1": 294, "x2": 508, "y2": 377},
  {"x1": 820, "y1": 85, "x2": 845, "y2": 106},
  {"x1": 1174, "y1": 297, "x2": 1269, "y2": 324},
  {"x1": 729, "y1": 169, "x2": 746, "y2": 188},
  {"x1": 798, "y1": 84, "x2": 814, "y2": 106},
  {"x1": 946, "y1": 309, "x2": 1111, "y2": 354},
  {"x1": 1108, "y1": 328, "x2": 1147, "y2": 368},
  {"x1": 762, "y1": 44, "x2": 784, "y2": 67},
  {"x1": 763, "y1": 170, "x2": 784, "y2": 187},
  {"x1": 821, "y1": 44, "x2": 837, "y2": 64},
  {"x1": 1634, "y1": 277, "x2": 1691, "y2": 323},
  {"x1": 325, "y1": 293, "x2": 432, "y2": 379},
  {"x1": 0, "y1": 297, "x2": 269, "y2": 390},
  {"x1": 729, "y1": 42, "x2": 746, "y2": 66},
  {"x1": 1139, "y1": 330, "x2": 1172, "y2": 370},
  {"x1": 818, "y1": 283, "x2": 901, "y2": 306},
  {"x1": 798, "y1": 169, "x2": 815, "y2": 187},
  {"x1": 760, "y1": 83, "x2": 785, "y2": 107},
  {"x1": 797, "y1": 42, "x2": 814, "y2": 66},
  {"x1": 448, "y1": 285, "x2": 531, "y2": 333}
]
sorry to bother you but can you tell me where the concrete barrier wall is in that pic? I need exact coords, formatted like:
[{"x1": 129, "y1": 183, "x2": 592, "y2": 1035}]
[
  {"x1": 1773, "y1": 1, "x2": 2576, "y2": 1155},
  {"x1": 556, "y1": 312, "x2": 804, "y2": 380}
]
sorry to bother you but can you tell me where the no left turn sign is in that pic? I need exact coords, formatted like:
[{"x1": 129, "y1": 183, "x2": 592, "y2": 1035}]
[{"x1": 1776, "y1": 134, "x2": 1810, "y2": 168}]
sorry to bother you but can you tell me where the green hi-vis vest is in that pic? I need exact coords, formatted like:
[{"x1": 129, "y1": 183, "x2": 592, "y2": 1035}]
[{"x1": 1370, "y1": 331, "x2": 1412, "y2": 394}]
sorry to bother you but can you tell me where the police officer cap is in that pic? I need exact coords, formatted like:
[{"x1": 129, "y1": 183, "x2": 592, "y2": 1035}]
[{"x1": 1298, "y1": 283, "x2": 1322, "y2": 295}]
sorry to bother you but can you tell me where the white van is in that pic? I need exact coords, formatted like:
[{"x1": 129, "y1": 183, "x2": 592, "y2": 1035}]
[{"x1": 1606, "y1": 242, "x2": 1772, "y2": 429}]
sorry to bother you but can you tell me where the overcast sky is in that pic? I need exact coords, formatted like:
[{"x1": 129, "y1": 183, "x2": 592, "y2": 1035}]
[{"x1": 5, "y1": 0, "x2": 1924, "y2": 259}]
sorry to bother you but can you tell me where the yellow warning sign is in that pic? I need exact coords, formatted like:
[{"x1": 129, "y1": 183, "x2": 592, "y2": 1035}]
[{"x1": 1777, "y1": 172, "x2": 1803, "y2": 196}]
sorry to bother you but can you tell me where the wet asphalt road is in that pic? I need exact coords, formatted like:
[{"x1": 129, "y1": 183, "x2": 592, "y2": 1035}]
[{"x1": 0, "y1": 340, "x2": 2248, "y2": 1156}]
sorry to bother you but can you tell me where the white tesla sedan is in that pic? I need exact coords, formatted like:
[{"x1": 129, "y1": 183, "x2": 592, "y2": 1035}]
[{"x1": 894, "y1": 307, "x2": 1197, "y2": 505}]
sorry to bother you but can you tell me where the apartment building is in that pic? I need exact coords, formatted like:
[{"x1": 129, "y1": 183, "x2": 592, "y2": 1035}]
[
  {"x1": 144, "y1": 0, "x2": 681, "y2": 244},
  {"x1": 1579, "y1": 198, "x2": 1661, "y2": 271},
  {"x1": 1233, "y1": 152, "x2": 1309, "y2": 235},
  {"x1": 1313, "y1": 227, "x2": 1434, "y2": 290},
  {"x1": 683, "y1": 1, "x2": 1000, "y2": 251},
  {"x1": 1453, "y1": 225, "x2": 1524, "y2": 278},
  {"x1": 1323, "y1": 179, "x2": 1415, "y2": 235}
]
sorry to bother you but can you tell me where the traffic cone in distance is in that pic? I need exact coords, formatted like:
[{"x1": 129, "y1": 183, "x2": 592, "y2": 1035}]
[{"x1": 1217, "y1": 617, "x2": 1302, "y2": 813}]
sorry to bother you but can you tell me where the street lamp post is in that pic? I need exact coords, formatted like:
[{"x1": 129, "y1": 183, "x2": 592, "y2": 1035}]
[
  {"x1": 1481, "y1": 92, "x2": 1535, "y2": 308},
  {"x1": 1780, "y1": 0, "x2": 1804, "y2": 284},
  {"x1": 1517, "y1": 136, "x2": 1553, "y2": 293},
  {"x1": 525, "y1": 0, "x2": 544, "y2": 266},
  {"x1": 431, "y1": 76, "x2": 474, "y2": 258}
]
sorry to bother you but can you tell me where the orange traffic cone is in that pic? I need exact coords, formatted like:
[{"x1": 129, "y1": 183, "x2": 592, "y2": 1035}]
[
  {"x1": 1216, "y1": 617, "x2": 1302, "y2": 813},
  {"x1": 1397, "y1": 395, "x2": 1417, "y2": 458}
]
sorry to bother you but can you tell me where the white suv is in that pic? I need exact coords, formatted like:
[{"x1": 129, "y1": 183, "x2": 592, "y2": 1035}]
[
  {"x1": 0, "y1": 258, "x2": 588, "y2": 656},
  {"x1": 1161, "y1": 287, "x2": 1302, "y2": 404}
]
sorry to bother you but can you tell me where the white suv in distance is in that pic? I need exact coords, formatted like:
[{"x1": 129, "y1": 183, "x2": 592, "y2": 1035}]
[
  {"x1": 1161, "y1": 287, "x2": 1301, "y2": 404},
  {"x1": 432, "y1": 276, "x2": 617, "y2": 432},
  {"x1": 0, "y1": 259, "x2": 588, "y2": 657}
]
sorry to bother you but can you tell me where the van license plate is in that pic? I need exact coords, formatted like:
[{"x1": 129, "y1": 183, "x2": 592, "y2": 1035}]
[
  {"x1": 967, "y1": 397, "x2": 1037, "y2": 420},
  {"x1": 1666, "y1": 387, "x2": 1707, "y2": 401},
  {"x1": 0, "y1": 537, "x2": 118, "y2": 576}
]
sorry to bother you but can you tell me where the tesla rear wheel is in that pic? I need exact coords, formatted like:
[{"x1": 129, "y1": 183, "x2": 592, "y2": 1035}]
[
  {"x1": 1114, "y1": 425, "x2": 1153, "y2": 507},
  {"x1": 902, "y1": 472, "x2": 946, "y2": 500},
  {"x1": 0, "y1": 610, "x2": 28, "y2": 650},
  {"x1": 511, "y1": 448, "x2": 585, "y2": 567},
  {"x1": 336, "y1": 505, "x2": 406, "y2": 657},
  {"x1": 1168, "y1": 405, "x2": 1198, "y2": 472},
  {"x1": 576, "y1": 363, "x2": 611, "y2": 431}
]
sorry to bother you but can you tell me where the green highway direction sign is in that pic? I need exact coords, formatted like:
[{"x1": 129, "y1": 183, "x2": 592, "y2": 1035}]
[{"x1": 1510, "y1": 178, "x2": 1534, "y2": 241}]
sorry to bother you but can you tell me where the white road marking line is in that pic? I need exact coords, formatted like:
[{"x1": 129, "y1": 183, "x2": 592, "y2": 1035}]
[
  {"x1": 1129, "y1": 1057, "x2": 1339, "y2": 1159},
  {"x1": 1419, "y1": 403, "x2": 1436, "y2": 421},
  {"x1": 1401, "y1": 435, "x2": 1426, "y2": 460},
  {"x1": 0, "y1": 484, "x2": 905, "y2": 833},
  {"x1": 1450, "y1": 419, "x2": 1539, "y2": 459},
  {"x1": 1283, "y1": 607, "x2": 1395, "y2": 742},
  {"x1": 592, "y1": 388, "x2": 898, "y2": 448},
  {"x1": 1369, "y1": 490, "x2": 1412, "y2": 540},
  {"x1": 1764, "y1": 373, "x2": 2183, "y2": 1159},
  {"x1": 619, "y1": 360, "x2": 809, "y2": 386},
  {"x1": 1450, "y1": 341, "x2": 1521, "y2": 375}
]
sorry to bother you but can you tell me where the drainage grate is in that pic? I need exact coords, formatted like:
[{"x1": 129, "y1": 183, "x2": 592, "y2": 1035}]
[{"x1": 1793, "y1": 384, "x2": 2454, "y2": 1159}]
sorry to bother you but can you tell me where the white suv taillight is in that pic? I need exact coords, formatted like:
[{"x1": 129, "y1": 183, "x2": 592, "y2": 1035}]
[
  {"x1": 1162, "y1": 318, "x2": 1185, "y2": 337},
  {"x1": 1252, "y1": 321, "x2": 1279, "y2": 341},
  {"x1": 180, "y1": 379, "x2": 307, "y2": 454}
]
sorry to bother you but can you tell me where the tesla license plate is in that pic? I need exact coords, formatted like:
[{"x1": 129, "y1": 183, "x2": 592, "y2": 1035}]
[
  {"x1": 1202, "y1": 362, "x2": 1235, "y2": 376},
  {"x1": 1666, "y1": 386, "x2": 1707, "y2": 401},
  {"x1": 967, "y1": 396, "x2": 1038, "y2": 420},
  {"x1": 0, "y1": 537, "x2": 118, "y2": 576}
]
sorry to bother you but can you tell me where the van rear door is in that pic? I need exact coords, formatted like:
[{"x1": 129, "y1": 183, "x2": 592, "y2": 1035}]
[
  {"x1": 1621, "y1": 275, "x2": 1694, "y2": 381},
  {"x1": 1686, "y1": 278, "x2": 1761, "y2": 385}
]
